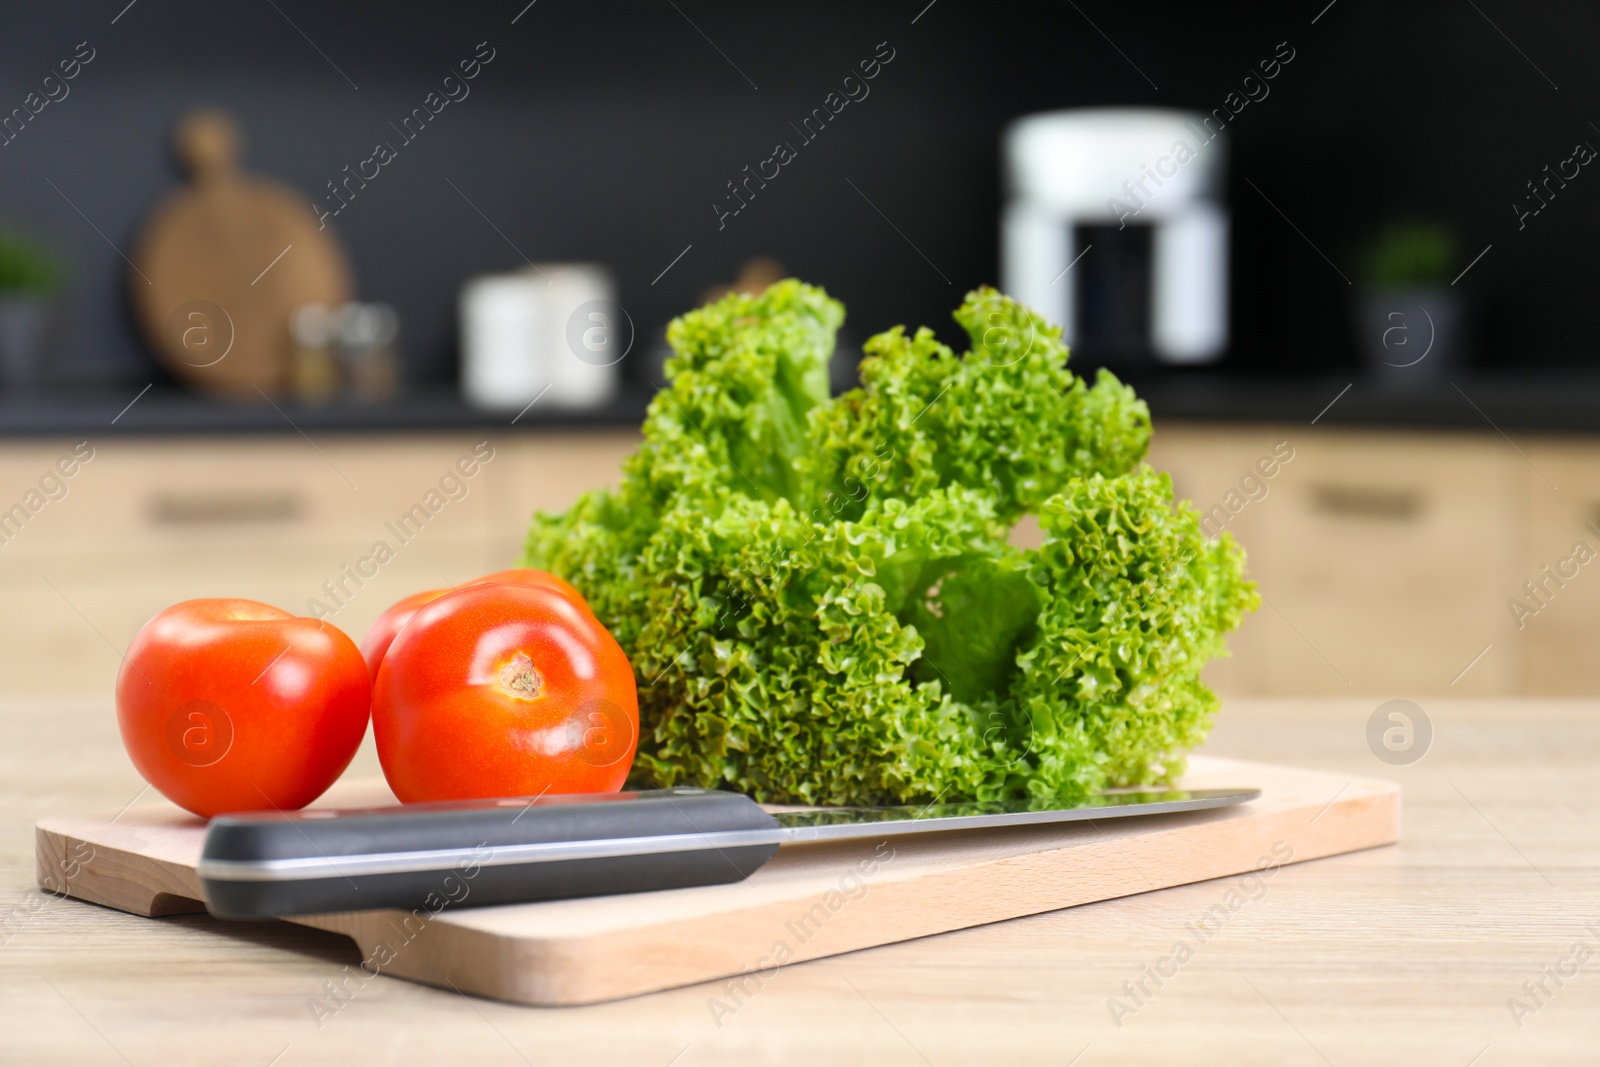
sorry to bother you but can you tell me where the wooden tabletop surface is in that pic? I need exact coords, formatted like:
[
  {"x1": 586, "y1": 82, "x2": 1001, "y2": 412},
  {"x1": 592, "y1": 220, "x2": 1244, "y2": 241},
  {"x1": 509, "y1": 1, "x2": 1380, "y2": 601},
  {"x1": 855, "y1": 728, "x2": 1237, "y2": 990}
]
[{"x1": 2, "y1": 695, "x2": 1596, "y2": 1066}]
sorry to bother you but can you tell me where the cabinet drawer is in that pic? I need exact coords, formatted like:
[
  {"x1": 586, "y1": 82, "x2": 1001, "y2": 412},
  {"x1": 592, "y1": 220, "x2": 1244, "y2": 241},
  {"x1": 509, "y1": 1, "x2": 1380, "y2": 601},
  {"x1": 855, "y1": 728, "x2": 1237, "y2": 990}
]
[
  {"x1": 0, "y1": 436, "x2": 499, "y2": 556},
  {"x1": 1258, "y1": 429, "x2": 1517, "y2": 695},
  {"x1": 1146, "y1": 424, "x2": 1301, "y2": 697},
  {"x1": 483, "y1": 430, "x2": 638, "y2": 546},
  {"x1": 0, "y1": 537, "x2": 500, "y2": 694},
  {"x1": 0, "y1": 430, "x2": 639, "y2": 694},
  {"x1": 1517, "y1": 443, "x2": 1600, "y2": 695}
]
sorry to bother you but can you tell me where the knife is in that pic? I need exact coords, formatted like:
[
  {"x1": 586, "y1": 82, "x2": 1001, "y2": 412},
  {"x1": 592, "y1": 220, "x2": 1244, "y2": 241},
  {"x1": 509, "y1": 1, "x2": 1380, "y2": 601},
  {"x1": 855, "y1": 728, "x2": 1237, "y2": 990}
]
[{"x1": 197, "y1": 785, "x2": 1258, "y2": 919}]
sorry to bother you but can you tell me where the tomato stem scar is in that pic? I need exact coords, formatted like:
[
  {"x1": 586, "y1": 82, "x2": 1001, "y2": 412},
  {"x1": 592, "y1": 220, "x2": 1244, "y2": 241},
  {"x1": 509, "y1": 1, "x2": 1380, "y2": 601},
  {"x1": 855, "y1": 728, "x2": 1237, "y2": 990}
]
[{"x1": 498, "y1": 652, "x2": 545, "y2": 699}]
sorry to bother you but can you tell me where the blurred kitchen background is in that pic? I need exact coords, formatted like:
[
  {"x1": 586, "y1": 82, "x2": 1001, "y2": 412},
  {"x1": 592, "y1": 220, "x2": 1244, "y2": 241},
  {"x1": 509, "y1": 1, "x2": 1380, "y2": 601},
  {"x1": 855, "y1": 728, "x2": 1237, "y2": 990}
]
[{"x1": 0, "y1": 0, "x2": 1594, "y2": 699}]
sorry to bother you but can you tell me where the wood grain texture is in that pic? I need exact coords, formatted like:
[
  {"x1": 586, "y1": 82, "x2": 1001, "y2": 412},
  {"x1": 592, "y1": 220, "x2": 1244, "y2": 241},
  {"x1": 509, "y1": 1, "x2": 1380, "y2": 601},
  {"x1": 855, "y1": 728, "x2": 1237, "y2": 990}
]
[
  {"x1": 34, "y1": 758, "x2": 1396, "y2": 1006},
  {"x1": 4, "y1": 697, "x2": 1597, "y2": 1066}
]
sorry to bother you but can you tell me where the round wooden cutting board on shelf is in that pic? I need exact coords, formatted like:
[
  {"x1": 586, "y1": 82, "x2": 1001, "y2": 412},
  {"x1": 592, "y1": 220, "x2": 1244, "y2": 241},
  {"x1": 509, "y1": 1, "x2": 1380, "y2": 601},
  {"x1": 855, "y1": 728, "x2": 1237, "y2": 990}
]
[{"x1": 130, "y1": 108, "x2": 352, "y2": 398}]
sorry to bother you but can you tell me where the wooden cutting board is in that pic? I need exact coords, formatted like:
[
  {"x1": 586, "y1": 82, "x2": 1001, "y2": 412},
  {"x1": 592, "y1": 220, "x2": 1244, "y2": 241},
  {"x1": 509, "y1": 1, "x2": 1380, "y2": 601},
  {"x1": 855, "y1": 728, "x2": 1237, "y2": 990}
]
[
  {"x1": 129, "y1": 108, "x2": 352, "y2": 397},
  {"x1": 34, "y1": 756, "x2": 1397, "y2": 1007}
]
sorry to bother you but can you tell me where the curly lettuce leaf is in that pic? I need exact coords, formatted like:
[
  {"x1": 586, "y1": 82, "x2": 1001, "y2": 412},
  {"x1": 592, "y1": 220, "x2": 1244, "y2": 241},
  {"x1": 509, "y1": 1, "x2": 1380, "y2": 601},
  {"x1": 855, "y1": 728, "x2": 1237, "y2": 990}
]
[
  {"x1": 523, "y1": 281, "x2": 1254, "y2": 806},
  {"x1": 805, "y1": 288, "x2": 1152, "y2": 527},
  {"x1": 1010, "y1": 467, "x2": 1260, "y2": 799},
  {"x1": 648, "y1": 280, "x2": 839, "y2": 505}
]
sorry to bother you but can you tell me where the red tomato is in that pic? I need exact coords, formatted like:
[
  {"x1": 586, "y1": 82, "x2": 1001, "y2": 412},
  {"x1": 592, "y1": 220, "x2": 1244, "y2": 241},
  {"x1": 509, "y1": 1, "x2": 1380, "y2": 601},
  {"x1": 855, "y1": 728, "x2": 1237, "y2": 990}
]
[
  {"x1": 115, "y1": 599, "x2": 370, "y2": 818},
  {"x1": 360, "y1": 589, "x2": 448, "y2": 677},
  {"x1": 359, "y1": 569, "x2": 591, "y2": 677},
  {"x1": 469, "y1": 568, "x2": 588, "y2": 605},
  {"x1": 372, "y1": 583, "x2": 637, "y2": 803}
]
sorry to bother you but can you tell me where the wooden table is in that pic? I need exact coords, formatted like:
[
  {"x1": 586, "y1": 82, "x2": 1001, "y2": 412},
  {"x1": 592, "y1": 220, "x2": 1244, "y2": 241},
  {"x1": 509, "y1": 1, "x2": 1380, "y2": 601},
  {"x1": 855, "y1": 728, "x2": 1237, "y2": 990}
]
[{"x1": 2, "y1": 696, "x2": 1595, "y2": 1066}]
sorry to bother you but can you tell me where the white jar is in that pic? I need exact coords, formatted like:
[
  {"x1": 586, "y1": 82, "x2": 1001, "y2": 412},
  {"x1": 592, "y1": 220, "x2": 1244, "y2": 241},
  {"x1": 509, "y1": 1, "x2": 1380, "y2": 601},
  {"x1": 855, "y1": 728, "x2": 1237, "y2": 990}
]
[{"x1": 459, "y1": 264, "x2": 627, "y2": 412}]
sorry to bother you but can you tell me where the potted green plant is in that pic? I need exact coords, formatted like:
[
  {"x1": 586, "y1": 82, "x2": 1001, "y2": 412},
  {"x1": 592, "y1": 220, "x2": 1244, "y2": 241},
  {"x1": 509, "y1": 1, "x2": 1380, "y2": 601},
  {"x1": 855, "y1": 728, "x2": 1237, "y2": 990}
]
[
  {"x1": 1357, "y1": 221, "x2": 1463, "y2": 382},
  {"x1": 0, "y1": 229, "x2": 64, "y2": 388}
]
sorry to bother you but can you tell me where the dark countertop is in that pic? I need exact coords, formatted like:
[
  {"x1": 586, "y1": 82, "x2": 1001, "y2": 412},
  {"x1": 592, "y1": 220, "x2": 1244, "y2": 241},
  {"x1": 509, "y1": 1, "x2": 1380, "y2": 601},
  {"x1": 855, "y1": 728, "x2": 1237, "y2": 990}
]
[
  {"x1": 0, "y1": 385, "x2": 654, "y2": 438},
  {"x1": 0, "y1": 372, "x2": 1594, "y2": 438},
  {"x1": 1126, "y1": 371, "x2": 1600, "y2": 435}
]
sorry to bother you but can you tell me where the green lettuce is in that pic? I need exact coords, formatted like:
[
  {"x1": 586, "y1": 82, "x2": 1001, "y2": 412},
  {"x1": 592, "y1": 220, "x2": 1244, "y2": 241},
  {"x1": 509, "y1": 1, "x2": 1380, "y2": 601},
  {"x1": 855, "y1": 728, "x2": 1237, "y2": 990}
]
[{"x1": 523, "y1": 281, "x2": 1257, "y2": 805}]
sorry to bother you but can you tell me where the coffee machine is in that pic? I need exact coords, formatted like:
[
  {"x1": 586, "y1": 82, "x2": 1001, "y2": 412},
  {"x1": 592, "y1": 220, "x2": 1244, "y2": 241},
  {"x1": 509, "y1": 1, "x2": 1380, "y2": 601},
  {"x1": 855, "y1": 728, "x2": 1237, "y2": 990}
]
[{"x1": 1003, "y1": 108, "x2": 1228, "y2": 370}]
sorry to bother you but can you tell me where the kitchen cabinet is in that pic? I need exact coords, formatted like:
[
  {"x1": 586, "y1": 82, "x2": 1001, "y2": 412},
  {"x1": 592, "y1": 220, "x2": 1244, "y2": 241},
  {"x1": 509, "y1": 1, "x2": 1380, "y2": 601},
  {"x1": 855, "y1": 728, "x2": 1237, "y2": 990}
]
[
  {"x1": 1148, "y1": 423, "x2": 1558, "y2": 697},
  {"x1": 0, "y1": 431, "x2": 637, "y2": 695},
  {"x1": 0, "y1": 422, "x2": 1587, "y2": 696},
  {"x1": 1514, "y1": 442, "x2": 1600, "y2": 695}
]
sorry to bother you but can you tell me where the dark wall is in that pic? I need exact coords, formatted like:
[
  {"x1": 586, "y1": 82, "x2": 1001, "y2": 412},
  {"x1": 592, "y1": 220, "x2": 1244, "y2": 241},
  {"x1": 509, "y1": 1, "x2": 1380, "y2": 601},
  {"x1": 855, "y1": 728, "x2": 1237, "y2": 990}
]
[{"x1": 0, "y1": 0, "x2": 1593, "y2": 387}]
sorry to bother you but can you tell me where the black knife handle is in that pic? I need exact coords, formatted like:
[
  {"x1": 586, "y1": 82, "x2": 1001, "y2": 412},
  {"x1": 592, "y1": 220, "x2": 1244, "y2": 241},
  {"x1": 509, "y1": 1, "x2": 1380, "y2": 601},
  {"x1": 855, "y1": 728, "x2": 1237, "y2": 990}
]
[{"x1": 199, "y1": 788, "x2": 780, "y2": 919}]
